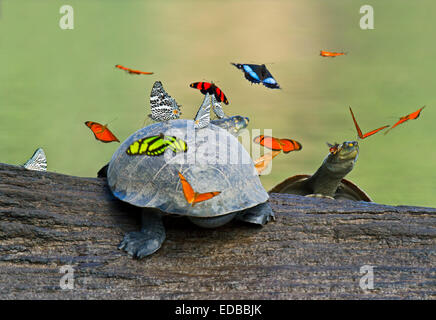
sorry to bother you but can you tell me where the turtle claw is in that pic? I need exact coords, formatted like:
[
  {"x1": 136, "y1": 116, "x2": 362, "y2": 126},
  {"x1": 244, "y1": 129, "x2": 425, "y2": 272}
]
[
  {"x1": 305, "y1": 194, "x2": 335, "y2": 200},
  {"x1": 118, "y1": 231, "x2": 164, "y2": 259}
]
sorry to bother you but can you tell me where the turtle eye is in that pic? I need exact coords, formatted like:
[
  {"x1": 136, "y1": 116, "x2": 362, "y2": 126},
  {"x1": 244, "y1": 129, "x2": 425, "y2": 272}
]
[
  {"x1": 348, "y1": 143, "x2": 354, "y2": 147},
  {"x1": 173, "y1": 110, "x2": 178, "y2": 114}
]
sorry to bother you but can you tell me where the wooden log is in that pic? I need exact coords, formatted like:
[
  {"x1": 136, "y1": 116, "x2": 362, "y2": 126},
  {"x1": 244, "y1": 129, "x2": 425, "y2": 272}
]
[{"x1": 0, "y1": 163, "x2": 435, "y2": 299}]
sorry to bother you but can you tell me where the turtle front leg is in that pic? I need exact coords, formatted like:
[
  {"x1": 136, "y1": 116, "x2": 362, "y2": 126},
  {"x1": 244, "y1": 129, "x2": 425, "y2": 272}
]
[
  {"x1": 118, "y1": 209, "x2": 166, "y2": 259},
  {"x1": 236, "y1": 201, "x2": 275, "y2": 225},
  {"x1": 305, "y1": 194, "x2": 335, "y2": 200}
]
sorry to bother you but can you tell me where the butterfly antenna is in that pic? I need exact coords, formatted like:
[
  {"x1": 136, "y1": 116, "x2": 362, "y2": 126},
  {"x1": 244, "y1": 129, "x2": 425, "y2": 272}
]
[{"x1": 107, "y1": 117, "x2": 119, "y2": 125}]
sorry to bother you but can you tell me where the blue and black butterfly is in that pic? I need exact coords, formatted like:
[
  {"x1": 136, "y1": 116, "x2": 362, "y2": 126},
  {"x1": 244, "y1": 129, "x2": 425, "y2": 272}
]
[{"x1": 231, "y1": 63, "x2": 280, "y2": 89}]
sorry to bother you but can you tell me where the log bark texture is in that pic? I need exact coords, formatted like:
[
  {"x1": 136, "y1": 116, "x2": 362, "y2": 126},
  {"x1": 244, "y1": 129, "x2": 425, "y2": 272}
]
[{"x1": 0, "y1": 163, "x2": 435, "y2": 299}]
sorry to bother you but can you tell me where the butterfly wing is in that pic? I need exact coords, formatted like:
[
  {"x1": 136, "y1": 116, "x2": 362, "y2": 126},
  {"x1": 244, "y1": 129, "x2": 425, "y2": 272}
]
[
  {"x1": 260, "y1": 65, "x2": 280, "y2": 89},
  {"x1": 385, "y1": 106, "x2": 425, "y2": 135},
  {"x1": 178, "y1": 172, "x2": 195, "y2": 205},
  {"x1": 211, "y1": 94, "x2": 226, "y2": 119},
  {"x1": 149, "y1": 81, "x2": 181, "y2": 122},
  {"x1": 190, "y1": 82, "x2": 229, "y2": 105},
  {"x1": 254, "y1": 150, "x2": 281, "y2": 175},
  {"x1": 85, "y1": 121, "x2": 120, "y2": 143},
  {"x1": 349, "y1": 107, "x2": 364, "y2": 139},
  {"x1": 23, "y1": 148, "x2": 47, "y2": 171},
  {"x1": 194, "y1": 94, "x2": 212, "y2": 129},
  {"x1": 178, "y1": 172, "x2": 221, "y2": 206},
  {"x1": 279, "y1": 139, "x2": 302, "y2": 153},
  {"x1": 211, "y1": 84, "x2": 229, "y2": 105},
  {"x1": 165, "y1": 136, "x2": 188, "y2": 153},
  {"x1": 361, "y1": 125, "x2": 390, "y2": 138},
  {"x1": 128, "y1": 68, "x2": 153, "y2": 75},
  {"x1": 126, "y1": 134, "x2": 168, "y2": 156},
  {"x1": 254, "y1": 135, "x2": 283, "y2": 151},
  {"x1": 253, "y1": 135, "x2": 264, "y2": 145},
  {"x1": 408, "y1": 106, "x2": 425, "y2": 120},
  {"x1": 116, "y1": 65, "x2": 153, "y2": 75},
  {"x1": 193, "y1": 191, "x2": 221, "y2": 205},
  {"x1": 190, "y1": 82, "x2": 212, "y2": 95},
  {"x1": 236, "y1": 63, "x2": 262, "y2": 84}
]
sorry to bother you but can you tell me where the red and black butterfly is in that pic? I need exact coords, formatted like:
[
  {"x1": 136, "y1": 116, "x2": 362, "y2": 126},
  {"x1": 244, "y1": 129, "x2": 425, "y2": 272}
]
[{"x1": 190, "y1": 82, "x2": 229, "y2": 105}]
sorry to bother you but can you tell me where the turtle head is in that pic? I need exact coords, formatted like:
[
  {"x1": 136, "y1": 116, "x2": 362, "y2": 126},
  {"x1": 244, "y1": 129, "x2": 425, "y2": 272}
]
[
  {"x1": 336, "y1": 141, "x2": 359, "y2": 162},
  {"x1": 230, "y1": 116, "x2": 250, "y2": 135},
  {"x1": 324, "y1": 141, "x2": 359, "y2": 176}
]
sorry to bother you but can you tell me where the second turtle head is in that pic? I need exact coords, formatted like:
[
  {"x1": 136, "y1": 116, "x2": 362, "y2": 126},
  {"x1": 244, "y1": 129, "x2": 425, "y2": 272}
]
[{"x1": 324, "y1": 140, "x2": 359, "y2": 175}]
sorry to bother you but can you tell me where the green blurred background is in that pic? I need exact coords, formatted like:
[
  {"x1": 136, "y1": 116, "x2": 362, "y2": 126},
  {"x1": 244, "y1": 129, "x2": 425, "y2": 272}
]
[{"x1": 0, "y1": 0, "x2": 434, "y2": 207}]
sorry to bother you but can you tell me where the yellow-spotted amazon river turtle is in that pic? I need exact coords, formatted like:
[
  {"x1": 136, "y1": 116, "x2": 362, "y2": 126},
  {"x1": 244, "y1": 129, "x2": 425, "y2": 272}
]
[
  {"x1": 107, "y1": 119, "x2": 274, "y2": 258},
  {"x1": 270, "y1": 141, "x2": 372, "y2": 201}
]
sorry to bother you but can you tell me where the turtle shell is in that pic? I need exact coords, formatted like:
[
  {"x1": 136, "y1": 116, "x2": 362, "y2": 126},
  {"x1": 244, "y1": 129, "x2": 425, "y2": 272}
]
[
  {"x1": 269, "y1": 174, "x2": 372, "y2": 202},
  {"x1": 107, "y1": 119, "x2": 269, "y2": 217}
]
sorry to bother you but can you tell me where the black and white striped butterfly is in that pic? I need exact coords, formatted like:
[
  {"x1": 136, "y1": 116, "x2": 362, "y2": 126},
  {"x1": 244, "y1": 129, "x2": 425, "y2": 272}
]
[
  {"x1": 194, "y1": 93, "x2": 212, "y2": 129},
  {"x1": 23, "y1": 148, "x2": 47, "y2": 171},
  {"x1": 210, "y1": 94, "x2": 226, "y2": 119},
  {"x1": 148, "y1": 81, "x2": 181, "y2": 122}
]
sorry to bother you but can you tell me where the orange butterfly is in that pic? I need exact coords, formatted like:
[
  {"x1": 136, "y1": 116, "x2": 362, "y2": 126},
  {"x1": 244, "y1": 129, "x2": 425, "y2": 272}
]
[
  {"x1": 115, "y1": 64, "x2": 153, "y2": 75},
  {"x1": 85, "y1": 121, "x2": 120, "y2": 143},
  {"x1": 384, "y1": 106, "x2": 425, "y2": 135},
  {"x1": 349, "y1": 107, "x2": 389, "y2": 139},
  {"x1": 254, "y1": 150, "x2": 281, "y2": 175},
  {"x1": 253, "y1": 135, "x2": 302, "y2": 153},
  {"x1": 178, "y1": 172, "x2": 221, "y2": 206},
  {"x1": 320, "y1": 50, "x2": 346, "y2": 57}
]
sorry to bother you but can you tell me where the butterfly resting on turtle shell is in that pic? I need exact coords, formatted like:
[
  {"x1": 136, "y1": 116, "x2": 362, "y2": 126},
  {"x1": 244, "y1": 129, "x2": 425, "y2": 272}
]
[{"x1": 126, "y1": 133, "x2": 188, "y2": 156}]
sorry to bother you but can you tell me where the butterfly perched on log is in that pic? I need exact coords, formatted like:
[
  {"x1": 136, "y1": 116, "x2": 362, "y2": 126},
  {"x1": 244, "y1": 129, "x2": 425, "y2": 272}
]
[
  {"x1": 253, "y1": 135, "x2": 302, "y2": 153},
  {"x1": 178, "y1": 172, "x2": 221, "y2": 206},
  {"x1": 190, "y1": 82, "x2": 229, "y2": 105},
  {"x1": 23, "y1": 148, "x2": 47, "y2": 171},
  {"x1": 194, "y1": 94, "x2": 212, "y2": 129},
  {"x1": 384, "y1": 106, "x2": 425, "y2": 135},
  {"x1": 115, "y1": 64, "x2": 153, "y2": 75},
  {"x1": 149, "y1": 81, "x2": 181, "y2": 122},
  {"x1": 320, "y1": 51, "x2": 346, "y2": 57},
  {"x1": 231, "y1": 63, "x2": 280, "y2": 89},
  {"x1": 349, "y1": 107, "x2": 389, "y2": 139},
  {"x1": 126, "y1": 133, "x2": 187, "y2": 156},
  {"x1": 85, "y1": 121, "x2": 120, "y2": 143}
]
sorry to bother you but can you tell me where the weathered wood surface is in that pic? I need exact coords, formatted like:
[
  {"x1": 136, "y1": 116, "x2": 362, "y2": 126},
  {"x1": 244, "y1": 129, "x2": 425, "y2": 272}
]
[{"x1": 0, "y1": 163, "x2": 435, "y2": 299}]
